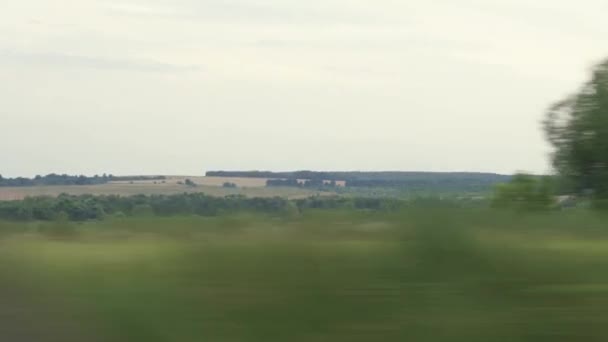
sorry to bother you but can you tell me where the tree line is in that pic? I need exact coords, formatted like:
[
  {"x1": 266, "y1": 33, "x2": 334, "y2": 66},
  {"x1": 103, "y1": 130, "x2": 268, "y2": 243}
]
[
  {"x1": 0, "y1": 174, "x2": 166, "y2": 187},
  {"x1": 207, "y1": 170, "x2": 510, "y2": 182},
  {"x1": 266, "y1": 179, "x2": 338, "y2": 188},
  {"x1": 343, "y1": 178, "x2": 502, "y2": 192},
  {"x1": 0, "y1": 193, "x2": 473, "y2": 222},
  {"x1": 209, "y1": 170, "x2": 511, "y2": 191}
]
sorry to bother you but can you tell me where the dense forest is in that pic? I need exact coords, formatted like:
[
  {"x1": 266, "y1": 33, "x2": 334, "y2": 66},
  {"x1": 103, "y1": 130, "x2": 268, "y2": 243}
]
[{"x1": 0, "y1": 174, "x2": 166, "y2": 187}]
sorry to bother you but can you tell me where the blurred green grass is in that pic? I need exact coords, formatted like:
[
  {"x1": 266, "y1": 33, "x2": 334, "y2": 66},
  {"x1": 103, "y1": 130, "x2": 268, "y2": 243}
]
[{"x1": 2, "y1": 209, "x2": 608, "y2": 341}]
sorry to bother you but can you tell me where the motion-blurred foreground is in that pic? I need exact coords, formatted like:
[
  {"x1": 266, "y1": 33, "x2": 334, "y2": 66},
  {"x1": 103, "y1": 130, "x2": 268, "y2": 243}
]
[{"x1": 1, "y1": 209, "x2": 608, "y2": 341}]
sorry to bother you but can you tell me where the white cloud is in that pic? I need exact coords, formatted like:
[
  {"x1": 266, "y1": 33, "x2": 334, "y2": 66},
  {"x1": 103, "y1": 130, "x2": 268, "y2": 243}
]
[{"x1": 1, "y1": 0, "x2": 606, "y2": 175}]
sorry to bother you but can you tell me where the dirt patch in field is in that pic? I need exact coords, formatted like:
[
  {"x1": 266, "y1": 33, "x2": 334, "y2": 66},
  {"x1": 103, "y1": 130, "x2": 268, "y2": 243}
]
[
  {"x1": 170, "y1": 176, "x2": 270, "y2": 187},
  {"x1": 0, "y1": 182, "x2": 333, "y2": 201},
  {"x1": 0, "y1": 191, "x2": 26, "y2": 201}
]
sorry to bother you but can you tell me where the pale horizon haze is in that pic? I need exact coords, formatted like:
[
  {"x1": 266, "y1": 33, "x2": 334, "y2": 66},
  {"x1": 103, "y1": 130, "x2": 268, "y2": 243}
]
[{"x1": 2, "y1": 0, "x2": 607, "y2": 177}]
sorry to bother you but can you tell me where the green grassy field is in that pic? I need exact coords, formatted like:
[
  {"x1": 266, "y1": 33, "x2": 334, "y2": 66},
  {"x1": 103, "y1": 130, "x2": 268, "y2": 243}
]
[{"x1": 1, "y1": 209, "x2": 608, "y2": 341}]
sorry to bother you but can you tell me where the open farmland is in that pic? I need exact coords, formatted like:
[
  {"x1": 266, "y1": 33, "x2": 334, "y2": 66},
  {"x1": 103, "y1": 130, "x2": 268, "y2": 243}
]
[
  {"x1": 161, "y1": 176, "x2": 346, "y2": 187},
  {"x1": 163, "y1": 176, "x2": 270, "y2": 187},
  {"x1": 0, "y1": 176, "x2": 332, "y2": 201}
]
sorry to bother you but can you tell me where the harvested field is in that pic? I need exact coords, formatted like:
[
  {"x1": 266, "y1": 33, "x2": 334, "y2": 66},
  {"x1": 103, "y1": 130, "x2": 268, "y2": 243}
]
[
  {"x1": 164, "y1": 176, "x2": 270, "y2": 187},
  {"x1": 0, "y1": 177, "x2": 333, "y2": 201}
]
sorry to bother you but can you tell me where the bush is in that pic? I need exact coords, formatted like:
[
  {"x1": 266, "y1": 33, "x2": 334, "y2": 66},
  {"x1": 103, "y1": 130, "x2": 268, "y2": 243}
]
[
  {"x1": 491, "y1": 174, "x2": 555, "y2": 211},
  {"x1": 0, "y1": 194, "x2": 412, "y2": 222}
]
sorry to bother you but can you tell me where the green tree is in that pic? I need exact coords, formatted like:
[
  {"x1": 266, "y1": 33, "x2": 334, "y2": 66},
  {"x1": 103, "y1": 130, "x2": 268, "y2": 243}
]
[
  {"x1": 544, "y1": 59, "x2": 608, "y2": 199},
  {"x1": 491, "y1": 174, "x2": 554, "y2": 211}
]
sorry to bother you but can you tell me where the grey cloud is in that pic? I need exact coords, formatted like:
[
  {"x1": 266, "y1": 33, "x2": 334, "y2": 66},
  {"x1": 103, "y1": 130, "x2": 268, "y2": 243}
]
[{"x1": 0, "y1": 49, "x2": 203, "y2": 73}]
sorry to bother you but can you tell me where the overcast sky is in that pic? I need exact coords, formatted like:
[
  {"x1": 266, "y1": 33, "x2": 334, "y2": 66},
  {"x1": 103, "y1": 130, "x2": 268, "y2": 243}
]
[{"x1": 2, "y1": 0, "x2": 607, "y2": 177}]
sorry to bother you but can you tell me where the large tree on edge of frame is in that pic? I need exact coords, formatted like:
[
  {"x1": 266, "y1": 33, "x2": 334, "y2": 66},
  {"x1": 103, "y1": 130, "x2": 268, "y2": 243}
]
[{"x1": 544, "y1": 58, "x2": 608, "y2": 199}]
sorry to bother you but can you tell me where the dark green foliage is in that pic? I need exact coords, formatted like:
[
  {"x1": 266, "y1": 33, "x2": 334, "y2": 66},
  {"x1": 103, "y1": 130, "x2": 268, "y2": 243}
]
[
  {"x1": 491, "y1": 173, "x2": 555, "y2": 211},
  {"x1": 131, "y1": 204, "x2": 154, "y2": 217},
  {"x1": 110, "y1": 175, "x2": 166, "y2": 182},
  {"x1": 222, "y1": 182, "x2": 237, "y2": 188},
  {"x1": 0, "y1": 173, "x2": 109, "y2": 187},
  {"x1": 0, "y1": 173, "x2": 165, "y2": 187},
  {"x1": 0, "y1": 194, "x2": 414, "y2": 222},
  {"x1": 266, "y1": 178, "x2": 338, "y2": 189},
  {"x1": 215, "y1": 170, "x2": 510, "y2": 192},
  {"x1": 544, "y1": 58, "x2": 608, "y2": 200},
  {"x1": 266, "y1": 179, "x2": 302, "y2": 187},
  {"x1": 0, "y1": 193, "x2": 498, "y2": 223}
]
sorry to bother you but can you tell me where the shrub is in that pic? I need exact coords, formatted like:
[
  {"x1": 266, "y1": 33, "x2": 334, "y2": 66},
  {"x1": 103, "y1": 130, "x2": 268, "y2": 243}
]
[{"x1": 491, "y1": 174, "x2": 555, "y2": 211}]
